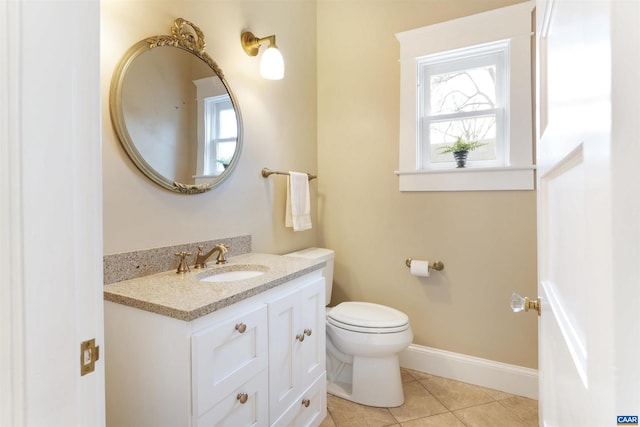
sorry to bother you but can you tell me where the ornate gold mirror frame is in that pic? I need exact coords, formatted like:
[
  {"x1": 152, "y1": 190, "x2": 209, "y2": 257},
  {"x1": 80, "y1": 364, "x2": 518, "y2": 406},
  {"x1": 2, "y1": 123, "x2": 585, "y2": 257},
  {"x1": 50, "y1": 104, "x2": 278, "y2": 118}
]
[{"x1": 110, "y1": 18, "x2": 243, "y2": 194}]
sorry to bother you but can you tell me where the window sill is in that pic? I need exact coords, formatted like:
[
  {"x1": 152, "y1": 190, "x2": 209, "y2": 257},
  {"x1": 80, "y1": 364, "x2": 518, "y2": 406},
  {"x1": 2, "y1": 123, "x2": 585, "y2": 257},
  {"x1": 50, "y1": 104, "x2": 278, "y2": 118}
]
[{"x1": 394, "y1": 165, "x2": 536, "y2": 191}]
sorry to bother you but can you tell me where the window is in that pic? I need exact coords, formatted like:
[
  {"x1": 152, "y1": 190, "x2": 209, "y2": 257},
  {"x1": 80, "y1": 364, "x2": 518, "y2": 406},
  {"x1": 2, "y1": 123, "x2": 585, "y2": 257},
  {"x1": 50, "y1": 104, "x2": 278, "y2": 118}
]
[
  {"x1": 396, "y1": 1, "x2": 535, "y2": 191},
  {"x1": 204, "y1": 95, "x2": 237, "y2": 175},
  {"x1": 418, "y1": 41, "x2": 508, "y2": 169},
  {"x1": 192, "y1": 76, "x2": 238, "y2": 182}
]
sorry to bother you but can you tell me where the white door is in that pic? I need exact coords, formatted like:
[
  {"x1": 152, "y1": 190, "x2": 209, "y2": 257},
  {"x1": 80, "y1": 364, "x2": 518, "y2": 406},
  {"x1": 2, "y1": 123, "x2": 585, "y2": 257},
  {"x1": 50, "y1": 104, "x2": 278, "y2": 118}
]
[
  {"x1": 0, "y1": 1, "x2": 104, "y2": 426},
  {"x1": 535, "y1": 0, "x2": 640, "y2": 425}
]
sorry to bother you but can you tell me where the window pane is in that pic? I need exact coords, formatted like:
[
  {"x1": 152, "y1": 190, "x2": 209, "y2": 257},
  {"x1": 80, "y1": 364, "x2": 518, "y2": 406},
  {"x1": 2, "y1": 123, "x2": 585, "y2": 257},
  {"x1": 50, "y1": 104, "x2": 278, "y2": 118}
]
[
  {"x1": 217, "y1": 141, "x2": 236, "y2": 163},
  {"x1": 218, "y1": 107, "x2": 237, "y2": 139},
  {"x1": 429, "y1": 116, "x2": 496, "y2": 163},
  {"x1": 430, "y1": 65, "x2": 496, "y2": 115}
]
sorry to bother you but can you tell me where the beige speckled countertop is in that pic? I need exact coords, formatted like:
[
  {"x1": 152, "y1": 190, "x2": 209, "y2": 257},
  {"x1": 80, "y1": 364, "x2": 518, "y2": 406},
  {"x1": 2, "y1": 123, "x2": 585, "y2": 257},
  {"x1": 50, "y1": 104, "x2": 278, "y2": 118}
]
[{"x1": 103, "y1": 253, "x2": 325, "y2": 321}]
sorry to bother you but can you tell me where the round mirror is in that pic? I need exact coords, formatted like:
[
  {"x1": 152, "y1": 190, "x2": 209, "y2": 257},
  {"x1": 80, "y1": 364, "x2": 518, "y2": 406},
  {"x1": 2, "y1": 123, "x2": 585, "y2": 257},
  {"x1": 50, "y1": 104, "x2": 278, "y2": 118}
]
[{"x1": 110, "y1": 19, "x2": 243, "y2": 194}]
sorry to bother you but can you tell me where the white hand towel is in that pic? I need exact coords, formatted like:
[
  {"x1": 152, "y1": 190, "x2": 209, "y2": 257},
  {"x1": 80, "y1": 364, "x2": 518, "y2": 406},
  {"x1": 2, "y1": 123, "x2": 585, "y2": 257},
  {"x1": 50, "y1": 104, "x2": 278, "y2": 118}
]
[{"x1": 285, "y1": 171, "x2": 312, "y2": 231}]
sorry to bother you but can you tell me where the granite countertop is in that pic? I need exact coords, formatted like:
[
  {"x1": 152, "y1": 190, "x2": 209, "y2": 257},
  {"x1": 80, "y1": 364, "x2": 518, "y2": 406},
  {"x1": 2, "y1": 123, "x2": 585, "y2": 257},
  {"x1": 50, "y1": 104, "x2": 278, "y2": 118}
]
[{"x1": 103, "y1": 253, "x2": 325, "y2": 321}]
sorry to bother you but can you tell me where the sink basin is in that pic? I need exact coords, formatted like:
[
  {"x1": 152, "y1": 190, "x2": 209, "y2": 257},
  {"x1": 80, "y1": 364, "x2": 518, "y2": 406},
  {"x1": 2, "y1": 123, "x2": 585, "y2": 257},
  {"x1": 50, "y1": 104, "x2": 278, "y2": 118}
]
[{"x1": 200, "y1": 265, "x2": 268, "y2": 283}]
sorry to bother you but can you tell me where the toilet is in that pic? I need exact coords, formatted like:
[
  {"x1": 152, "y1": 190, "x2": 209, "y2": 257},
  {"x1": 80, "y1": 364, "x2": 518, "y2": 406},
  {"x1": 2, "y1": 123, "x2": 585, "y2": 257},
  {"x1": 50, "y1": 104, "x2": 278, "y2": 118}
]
[{"x1": 284, "y1": 248, "x2": 413, "y2": 408}]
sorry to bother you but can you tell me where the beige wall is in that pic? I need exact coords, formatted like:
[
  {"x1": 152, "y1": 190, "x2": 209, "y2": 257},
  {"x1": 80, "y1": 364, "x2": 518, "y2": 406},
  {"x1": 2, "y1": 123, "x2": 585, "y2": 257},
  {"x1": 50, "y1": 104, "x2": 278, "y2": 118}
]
[
  {"x1": 102, "y1": 0, "x2": 538, "y2": 369},
  {"x1": 102, "y1": 0, "x2": 318, "y2": 255},
  {"x1": 316, "y1": 0, "x2": 538, "y2": 369}
]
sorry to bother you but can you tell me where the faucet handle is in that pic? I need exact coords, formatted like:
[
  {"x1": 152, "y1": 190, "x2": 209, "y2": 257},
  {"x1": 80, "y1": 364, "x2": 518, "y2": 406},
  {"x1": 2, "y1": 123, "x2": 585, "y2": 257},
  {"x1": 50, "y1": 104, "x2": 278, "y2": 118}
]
[
  {"x1": 215, "y1": 244, "x2": 228, "y2": 264},
  {"x1": 174, "y1": 252, "x2": 192, "y2": 274}
]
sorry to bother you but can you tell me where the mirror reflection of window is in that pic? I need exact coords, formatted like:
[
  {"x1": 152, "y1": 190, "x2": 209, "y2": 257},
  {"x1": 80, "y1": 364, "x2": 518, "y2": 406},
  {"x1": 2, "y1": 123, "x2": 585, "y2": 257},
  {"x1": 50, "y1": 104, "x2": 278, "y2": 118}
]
[
  {"x1": 205, "y1": 95, "x2": 237, "y2": 175},
  {"x1": 193, "y1": 76, "x2": 238, "y2": 183}
]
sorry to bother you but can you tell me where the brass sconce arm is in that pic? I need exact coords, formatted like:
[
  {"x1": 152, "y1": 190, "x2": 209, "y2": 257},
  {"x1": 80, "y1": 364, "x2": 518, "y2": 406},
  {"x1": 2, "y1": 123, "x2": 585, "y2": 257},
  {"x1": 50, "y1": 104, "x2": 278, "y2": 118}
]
[{"x1": 241, "y1": 32, "x2": 277, "y2": 56}]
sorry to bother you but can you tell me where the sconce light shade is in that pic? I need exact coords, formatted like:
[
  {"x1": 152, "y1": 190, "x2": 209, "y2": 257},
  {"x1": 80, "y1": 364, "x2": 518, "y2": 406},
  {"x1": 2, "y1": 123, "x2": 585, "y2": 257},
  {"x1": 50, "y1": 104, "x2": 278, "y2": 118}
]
[
  {"x1": 241, "y1": 31, "x2": 285, "y2": 80},
  {"x1": 260, "y1": 46, "x2": 284, "y2": 80}
]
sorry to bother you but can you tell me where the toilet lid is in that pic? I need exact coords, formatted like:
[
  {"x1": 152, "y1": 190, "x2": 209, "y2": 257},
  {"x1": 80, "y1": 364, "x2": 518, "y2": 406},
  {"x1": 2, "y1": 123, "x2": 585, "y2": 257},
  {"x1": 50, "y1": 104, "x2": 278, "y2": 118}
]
[{"x1": 327, "y1": 302, "x2": 409, "y2": 332}]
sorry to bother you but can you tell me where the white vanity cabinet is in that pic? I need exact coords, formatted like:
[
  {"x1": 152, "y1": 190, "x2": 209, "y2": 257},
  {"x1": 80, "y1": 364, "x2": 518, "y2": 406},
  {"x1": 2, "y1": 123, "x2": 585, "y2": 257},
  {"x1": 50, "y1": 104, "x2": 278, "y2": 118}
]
[{"x1": 104, "y1": 269, "x2": 326, "y2": 427}]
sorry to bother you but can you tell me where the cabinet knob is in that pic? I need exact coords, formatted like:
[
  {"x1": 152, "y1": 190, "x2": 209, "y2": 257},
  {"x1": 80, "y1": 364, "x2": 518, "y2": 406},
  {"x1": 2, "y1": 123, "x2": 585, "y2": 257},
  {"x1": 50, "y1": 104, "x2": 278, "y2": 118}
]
[
  {"x1": 235, "y1": 323, "x2": 247, "y2": 333},
  {"x1": 301, "y1": 398, "x2": 311, "y2": 408},
  {"x1": 237, "y1": 393, "x2": 248, "y2": 404},
  {"x1": 296, "y1": 328, "x2": 312, "y2": 342}
]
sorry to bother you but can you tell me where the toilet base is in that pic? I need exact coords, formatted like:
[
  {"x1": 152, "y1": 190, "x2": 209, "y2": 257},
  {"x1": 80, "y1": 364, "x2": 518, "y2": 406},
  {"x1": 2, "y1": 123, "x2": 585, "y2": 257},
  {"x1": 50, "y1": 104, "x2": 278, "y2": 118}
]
[{"x1": 327, "y1": 354, "x2": 404, "y2": 407}]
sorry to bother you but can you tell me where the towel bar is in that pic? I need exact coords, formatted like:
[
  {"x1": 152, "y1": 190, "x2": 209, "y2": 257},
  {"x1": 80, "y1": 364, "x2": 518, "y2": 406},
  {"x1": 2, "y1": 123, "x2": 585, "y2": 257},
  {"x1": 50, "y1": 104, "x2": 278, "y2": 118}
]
[{"x1": 261, "y1": 167, "x2": 317, "y2": 181}]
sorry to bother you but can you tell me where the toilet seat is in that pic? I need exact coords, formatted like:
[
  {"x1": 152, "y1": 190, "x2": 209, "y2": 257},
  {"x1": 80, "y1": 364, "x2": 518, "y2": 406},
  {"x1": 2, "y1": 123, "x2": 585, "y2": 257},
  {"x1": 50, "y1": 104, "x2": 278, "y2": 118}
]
[{"x1": 327, "y1": 302, "x2": 409, "y2": 334}]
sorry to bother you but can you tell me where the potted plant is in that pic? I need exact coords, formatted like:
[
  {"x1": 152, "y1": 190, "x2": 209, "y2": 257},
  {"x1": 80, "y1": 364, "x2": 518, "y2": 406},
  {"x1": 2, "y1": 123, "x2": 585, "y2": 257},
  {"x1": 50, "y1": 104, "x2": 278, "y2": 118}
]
[
  {"x1": 437, "y1": 137, "x2": 487, "y2": 168},
  {"x1": 216, "y1": 157, "x2": 231, "y2": 170}
]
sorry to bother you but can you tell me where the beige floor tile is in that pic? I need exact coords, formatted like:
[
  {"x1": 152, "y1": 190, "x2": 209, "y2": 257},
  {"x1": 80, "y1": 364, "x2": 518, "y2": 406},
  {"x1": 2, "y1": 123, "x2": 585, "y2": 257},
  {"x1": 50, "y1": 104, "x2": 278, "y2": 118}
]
[
  {"x1": 400, "y1": 412, "x2": 466, "y2": 427},
  {"x1": 498, "y1": 396, "x2": 539, "y2": 424},
  {"x1": 388, "y1": 381, "x2": 448, "y2": 423},
  {"x1": 419, "y1": 376, "x2": 494, "y2": 411},
  {"x1": 478, "y1": 385, "x2": 514, "y2": 401},
  {"x1": 403, "y1": 369, "x2": 433, "y2": 381},
  {"x1": 401, "y1": 368, "x2": 417, "y2": 383},
  {"x1": 454, "y1": 401, "x2": 536, "y2": 427},
  {"x1": 327, "y1": 394, "x2": 399, "y2": 427},
  {"x1": 320, "y1": 412, "x2": 337, "y2": 427}
]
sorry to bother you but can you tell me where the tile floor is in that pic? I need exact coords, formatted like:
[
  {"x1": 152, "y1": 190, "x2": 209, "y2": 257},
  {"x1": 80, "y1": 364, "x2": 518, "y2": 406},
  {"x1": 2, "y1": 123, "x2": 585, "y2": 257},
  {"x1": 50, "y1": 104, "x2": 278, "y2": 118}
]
[{"x1": 320, "y1": 369, "x2": 538, "y2": 427}]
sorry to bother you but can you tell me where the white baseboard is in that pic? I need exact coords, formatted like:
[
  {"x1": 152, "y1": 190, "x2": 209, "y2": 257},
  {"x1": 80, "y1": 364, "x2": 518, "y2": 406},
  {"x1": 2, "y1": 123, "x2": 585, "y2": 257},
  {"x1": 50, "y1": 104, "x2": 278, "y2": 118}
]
[{"x1": 399, "y1": 344, "x2": 538, "y2": 400}]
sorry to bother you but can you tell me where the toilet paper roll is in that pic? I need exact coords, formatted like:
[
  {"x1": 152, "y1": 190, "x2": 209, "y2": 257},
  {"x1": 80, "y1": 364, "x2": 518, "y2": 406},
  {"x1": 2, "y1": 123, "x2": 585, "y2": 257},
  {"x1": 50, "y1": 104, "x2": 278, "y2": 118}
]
[{"x1": 410, "y1": 260, "x2": 430, "y2": 277}]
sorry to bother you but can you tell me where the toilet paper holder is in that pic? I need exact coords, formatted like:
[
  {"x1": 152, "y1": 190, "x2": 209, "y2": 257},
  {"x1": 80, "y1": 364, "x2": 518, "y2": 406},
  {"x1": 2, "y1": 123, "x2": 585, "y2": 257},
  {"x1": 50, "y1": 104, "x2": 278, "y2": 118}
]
[{"x1": 405, "y1": 258, "x2": 445, "y2": 271}]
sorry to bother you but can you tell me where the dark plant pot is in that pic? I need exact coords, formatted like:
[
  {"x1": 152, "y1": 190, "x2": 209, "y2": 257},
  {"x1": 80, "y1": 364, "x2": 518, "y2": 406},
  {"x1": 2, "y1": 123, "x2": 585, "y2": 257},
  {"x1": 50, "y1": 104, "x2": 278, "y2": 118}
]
[{"x1": 453, "y1": 150, "x2": 469, "y2": 168}]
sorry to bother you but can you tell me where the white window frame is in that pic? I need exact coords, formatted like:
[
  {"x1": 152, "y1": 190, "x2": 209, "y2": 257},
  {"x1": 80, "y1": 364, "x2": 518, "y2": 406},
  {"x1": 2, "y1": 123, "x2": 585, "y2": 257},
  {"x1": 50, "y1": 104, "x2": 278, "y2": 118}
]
[
  {"x1": 418, "y1": 41, "x2": 508, "y2": 169},
  {"x1": 192, "y1": 77, "x2": 237, "y2": 183},
  {"x1": 204, "y1": 95, "x2": 236, "y2": 175},
  {"x1": 395, "y1": 1, "x2": 535, "y2": 191}
]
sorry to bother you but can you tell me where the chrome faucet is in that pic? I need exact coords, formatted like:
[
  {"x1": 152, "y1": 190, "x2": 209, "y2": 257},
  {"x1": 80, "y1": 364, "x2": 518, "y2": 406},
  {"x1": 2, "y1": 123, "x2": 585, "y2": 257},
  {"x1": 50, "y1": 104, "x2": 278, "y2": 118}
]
[{"x1": 193, "y1": 244, "x2": 228, "y2": 269}]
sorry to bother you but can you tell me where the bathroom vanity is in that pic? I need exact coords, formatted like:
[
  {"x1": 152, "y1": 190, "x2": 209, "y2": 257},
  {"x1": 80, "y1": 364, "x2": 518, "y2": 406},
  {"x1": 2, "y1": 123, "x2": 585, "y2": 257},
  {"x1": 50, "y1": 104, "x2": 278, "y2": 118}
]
[{"x1": 104, "y1": 253, "x2": 326, "y2": 427}]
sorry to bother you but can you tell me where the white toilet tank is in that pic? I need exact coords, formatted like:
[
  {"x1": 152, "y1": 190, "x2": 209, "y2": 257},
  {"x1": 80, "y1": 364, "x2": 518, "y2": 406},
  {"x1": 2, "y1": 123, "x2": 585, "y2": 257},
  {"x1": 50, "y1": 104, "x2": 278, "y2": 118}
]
[{"x1": 284, "y1": 247, "x2": 334, "y2": 305}]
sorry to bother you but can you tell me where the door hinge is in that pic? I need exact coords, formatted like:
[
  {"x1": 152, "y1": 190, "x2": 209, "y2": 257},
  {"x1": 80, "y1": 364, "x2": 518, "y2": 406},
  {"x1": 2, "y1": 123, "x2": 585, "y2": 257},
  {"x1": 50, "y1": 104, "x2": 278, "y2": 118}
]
[{"x1": 80, "y1": 338, "x2": 100, "y2": 376}]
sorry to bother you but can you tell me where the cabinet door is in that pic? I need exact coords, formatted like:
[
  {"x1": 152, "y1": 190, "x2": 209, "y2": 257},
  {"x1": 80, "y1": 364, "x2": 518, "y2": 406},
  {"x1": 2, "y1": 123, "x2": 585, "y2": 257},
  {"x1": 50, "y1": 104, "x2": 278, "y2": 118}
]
[
  {"x1": 298, "y1": 277, "x2": 326, "y2": 388},
  {"x1": 271, "y1": 373, "x2": 327, "y2": 427},
  {"x1": 268, "y1": 277, "x2": 326, "y2": 423},
  {"x1": 195, "y1": 370, "x2": 268, "y2": 427},
  {"x1": 267, "y1": 288, "x2": 301, "y2": 420},
  {"x1": 192, "y1": 304, "x2": 268, "y2": 417}
]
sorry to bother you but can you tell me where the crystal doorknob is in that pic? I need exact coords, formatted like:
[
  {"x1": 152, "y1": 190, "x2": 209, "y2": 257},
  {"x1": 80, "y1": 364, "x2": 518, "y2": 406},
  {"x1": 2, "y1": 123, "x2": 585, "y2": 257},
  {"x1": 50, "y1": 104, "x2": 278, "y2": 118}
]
[{"x1": 511, "y1": 293, "x2": 541, "y2": 316}]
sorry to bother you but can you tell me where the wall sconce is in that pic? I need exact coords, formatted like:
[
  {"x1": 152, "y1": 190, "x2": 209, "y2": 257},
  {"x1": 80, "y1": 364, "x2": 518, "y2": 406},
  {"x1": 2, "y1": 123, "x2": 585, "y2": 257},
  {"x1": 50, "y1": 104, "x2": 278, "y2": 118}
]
[{"x1": 241, "y1": 31, "x2": 284, "y2": 80}]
